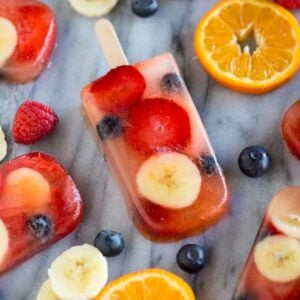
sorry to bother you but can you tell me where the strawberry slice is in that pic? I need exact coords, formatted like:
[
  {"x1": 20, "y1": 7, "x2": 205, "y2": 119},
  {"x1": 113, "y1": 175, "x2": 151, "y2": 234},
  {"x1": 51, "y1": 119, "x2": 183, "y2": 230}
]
[
  {"x1": 85, "y1": 65, "x2": 146, "y2": 115},
  {"x1": 281, "y1": 99, "x2": 300, "y2": 159},
  {"x1": 0, "y1": 0, "x2": 56, "y2": 83},
  {"x1": 125, "y1": 98, "x2": 191, "y2": 154}
]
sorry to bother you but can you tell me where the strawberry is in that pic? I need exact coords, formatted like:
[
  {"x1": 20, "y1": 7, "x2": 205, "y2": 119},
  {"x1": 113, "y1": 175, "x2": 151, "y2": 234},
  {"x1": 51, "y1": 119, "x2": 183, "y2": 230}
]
[
  {"x1": 275, "y1": 0, "x2": 300, "y2": 8},
  {"x1": 124, "y1": 98, "x2": 191, "y2": 154},
  {"x1": 13, "y1": 100, "x2": 59, "y2": 145},
  {"x1": 87, "y1": 65, "x2": 146, "y2": 115}
]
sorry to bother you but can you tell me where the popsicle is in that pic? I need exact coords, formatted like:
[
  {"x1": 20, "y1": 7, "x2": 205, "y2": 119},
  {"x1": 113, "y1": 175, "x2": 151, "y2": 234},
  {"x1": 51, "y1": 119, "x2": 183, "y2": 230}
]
[
  {"x1": 232, "y1": 187, "x2": 300, "y2": 300},
  {"x1": 81, "y1": 20, "x2": 229, "y2": 241},
  {"x1": 0, "y1": 0, "x2": 56, "y2": 83},
  {"x1": 0, "y1": 152, "x2": 83, "y2": 274}
]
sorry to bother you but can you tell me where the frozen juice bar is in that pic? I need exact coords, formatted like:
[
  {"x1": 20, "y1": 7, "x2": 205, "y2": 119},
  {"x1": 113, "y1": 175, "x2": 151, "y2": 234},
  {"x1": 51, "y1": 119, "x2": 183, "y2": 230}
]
[
  {"x1": 233, "y1": 187, "x2": 300, "y2": 300},
  {"x1": 0, "y1": 0, "x2": 56, "y2": 83},
  {"x1": 0, "y1": 152, "x2": 83, "y2": 274},
  {"x1": 81, "y1": 47, "x2": 228, "y2": 241}
]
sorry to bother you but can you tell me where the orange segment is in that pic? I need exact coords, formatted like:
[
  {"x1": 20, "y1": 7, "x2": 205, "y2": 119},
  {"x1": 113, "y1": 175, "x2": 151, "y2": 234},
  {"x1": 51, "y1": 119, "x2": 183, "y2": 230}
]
[
  {"x1": 194, "y1": 0, "x2": 300, "y2": 94},
  {"x1": 95, "y1": 269, "x2": 195, "y2": 300}
]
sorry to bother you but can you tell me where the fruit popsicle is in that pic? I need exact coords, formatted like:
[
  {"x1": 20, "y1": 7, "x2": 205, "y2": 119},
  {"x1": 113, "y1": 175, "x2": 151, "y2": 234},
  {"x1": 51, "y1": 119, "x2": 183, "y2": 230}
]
[
  {"x1": 232, "y1": 187, "x2": 300, "y2": 300},
  {"x1": 0, "y1": 0, "x2": 56, "y2": 83},
  {"x1": 81, "y1": 20, "x2": 228, "y2": 241},
  {"x1": 0, "y1": 152, "x2": 83, "y2": 275}
]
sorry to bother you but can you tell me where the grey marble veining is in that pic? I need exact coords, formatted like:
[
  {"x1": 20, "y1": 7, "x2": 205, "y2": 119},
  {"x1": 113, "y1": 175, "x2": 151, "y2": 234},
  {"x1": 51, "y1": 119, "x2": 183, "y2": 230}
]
[{"x1": 0, "y1": 1, "x2": 300, "y2": 299}]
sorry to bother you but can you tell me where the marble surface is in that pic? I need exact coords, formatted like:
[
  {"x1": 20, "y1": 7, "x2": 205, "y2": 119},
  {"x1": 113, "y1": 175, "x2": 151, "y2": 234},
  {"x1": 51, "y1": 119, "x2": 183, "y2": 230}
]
[{"x1": 0, "y1": 0, "x2": 300, "y2": 299}]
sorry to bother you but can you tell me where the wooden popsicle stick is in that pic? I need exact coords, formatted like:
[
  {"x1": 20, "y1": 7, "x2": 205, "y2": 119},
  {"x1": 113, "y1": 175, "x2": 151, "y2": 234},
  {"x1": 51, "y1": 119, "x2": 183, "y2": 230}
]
[{"x1": 95, "y1": 19, "x2": 129, "y2": 68}]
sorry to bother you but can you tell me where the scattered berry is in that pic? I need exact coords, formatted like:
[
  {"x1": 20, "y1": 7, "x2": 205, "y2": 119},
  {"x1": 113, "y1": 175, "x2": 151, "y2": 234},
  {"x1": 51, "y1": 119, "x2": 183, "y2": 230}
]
[
  {"x1": 275, "y1": 0, "x2": 300, "y2": 9},
  {"x1": 176, "y1": 244, "x2": 206, "y2": 273},
  {"x1": 94, "y1": 230, "x2": 125, "y2": 257},
  {"x1": 125, "y1": 98, "x2": 191, "y2": 154},
  {"x1": 161, "y1": 73, "x2": 183, "y2": 93},
  {"x1": 131, "y1": 0, "x2": 159, "y2": 18},
  {"x1": 96, "y1": 115, "x2": 123, "y2": 140},
  {"x1": 13, "y1": 100, "x2": 58, "y2": 145},
  {"x1": 27, "y1": 214, "x2": 53, "y2": 241},
  {"x1": 238, "y1": 146, "x2": 271, "y2": 178},
  {"x1": 199, "y1": 154, "x2": 216, "y2": 175},
  {"x1": 89, "y1": 65, "x2": 146, "y2": 115}
]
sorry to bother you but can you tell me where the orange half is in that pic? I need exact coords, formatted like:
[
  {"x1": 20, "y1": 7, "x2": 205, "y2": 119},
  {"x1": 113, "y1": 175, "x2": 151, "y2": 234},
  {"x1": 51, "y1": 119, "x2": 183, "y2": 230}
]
[
  {"x1": 194, "y1": 0, "x2": 300, "y2": 94},
  {"x1": 95, "y1": 268, "x2": 195, "y2": 300}
]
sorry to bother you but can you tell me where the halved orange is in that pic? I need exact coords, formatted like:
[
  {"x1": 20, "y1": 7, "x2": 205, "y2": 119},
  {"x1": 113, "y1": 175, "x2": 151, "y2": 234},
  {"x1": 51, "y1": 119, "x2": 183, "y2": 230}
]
[
  {"x1": 194, "y1": 0, "x2": 300, "y2": 94},
  {"x1": 95, "y1": 268, "x2": 195, "y2": 300}
]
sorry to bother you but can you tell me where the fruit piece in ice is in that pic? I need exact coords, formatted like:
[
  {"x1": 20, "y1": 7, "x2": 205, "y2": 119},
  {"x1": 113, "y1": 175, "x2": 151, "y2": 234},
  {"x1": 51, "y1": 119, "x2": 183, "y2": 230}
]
[
  {"x1": 125, "y1": 98, "x2": 191, "y2": 154},
  {"x1": 27, "y1": 214, "x2": 53, "y2": 241},
  {"x1": 96, "y1": 115, "x2": 123, "y2": 140},
  {"x1": 0, "y1": 126, "x2": 7, "y2": 162},
  {"x1": 136, "y1": 152, "x2": 201, "y2": 209},
  {"x1": 48, "y1": 244, "x2": 108, "y2": 300},
  {"x1": 282, "y1": 99, "x2": 300, "y2": 159},
  {"x1": 0, "y1": 220, "x2": 9, "y2": 263},
  {"x1": 37, "y1": 279, "x2": 60, "y2": 300},
  {"x1": 131, "y1": 0, "x2": 159, "y2": 18},
  {"x1": 253, "y1": 235, "x2": 300, "y2": 283},
  {"x1": 268, "y1": 187, "x2": 300, "y2": 239},
  {"x1": 83, "y1": 65, "x2": 146, "y2": 115}
]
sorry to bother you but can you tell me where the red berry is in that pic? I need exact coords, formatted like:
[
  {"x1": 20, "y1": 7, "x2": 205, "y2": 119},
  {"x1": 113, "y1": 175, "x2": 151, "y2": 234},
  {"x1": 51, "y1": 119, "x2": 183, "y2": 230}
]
[
  {"x1": 281, "y1": 99, "x2": 300, "y2": 159},
  {"x1": 275, "y1": 0, "x2": 300, "y2": 9},
  {"x1": 88, "y1": 65, "x2": 146, "y2": 115},
  {"x1": 13, "y1": 100, "x2": 58, "y2": 144},
  {"x1": 125, "y1": 98, "x2": 191, "y2": 154}
]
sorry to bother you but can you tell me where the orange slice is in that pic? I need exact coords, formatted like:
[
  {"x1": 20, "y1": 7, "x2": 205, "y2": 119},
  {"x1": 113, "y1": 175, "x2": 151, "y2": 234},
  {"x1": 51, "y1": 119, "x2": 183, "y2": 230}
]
[
  {"x1": 194, "y1": 0, "x2": 300, "y2": 94},
  {"x1": 95, "y1": 268, "x2": 195, "y2": 300}
]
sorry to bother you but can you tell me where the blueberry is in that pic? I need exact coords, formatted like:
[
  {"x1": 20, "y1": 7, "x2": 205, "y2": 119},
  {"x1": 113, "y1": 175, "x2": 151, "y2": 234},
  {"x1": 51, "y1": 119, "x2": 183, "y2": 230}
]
[
  {"x1": 238, "y1": 146, "x2": 271, "y2": 178},
  {"x1": 199, "y1": 154, "x2": 217, "y2": 175},
  {"x1": 94, "y1": 230, "x2": 125, "y2": 257},
  {"x1": 27, "y1": 214, "x2": 53, "y2": 241},
  {"x1": 96, "y1": 115, "x2": 123, "y2": 140},
  {"x1": 131, "y1": 0, "x2": 159, "y2": 18},
  {"x1": 161, "y1": 73, "x2": 183, "y2": 93},
  {"x1": 176, "y1": 244, "x2": 206, "y2": 273}
]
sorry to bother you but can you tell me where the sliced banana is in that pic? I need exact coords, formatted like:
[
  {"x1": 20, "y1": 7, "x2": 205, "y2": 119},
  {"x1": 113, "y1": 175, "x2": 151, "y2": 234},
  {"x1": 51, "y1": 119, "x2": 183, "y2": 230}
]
[
  {"x1": 136, "y1": 152, "x2": 202, "y2": 209},
  {"x1": 254, "y1": 235, "x2": 300, "y2": 283},
  {"x1": 48, "y1": 244, "x2": 108, "y2": 300},
  {"x1": 0, "y1": 219, "x2": 9, "y2": 263},
  {"x1": 37, "y1": 279, "x2": 60, "y2": 300},
  {"x1": 0, "y1": 126, "x2": 7, "y2": 162},
  {"x1": 0, "y1": 17, "x2": 17, "y2": 68},
  {"x1": 68, "y1": 0, "x2": 118, "y2": 18}
]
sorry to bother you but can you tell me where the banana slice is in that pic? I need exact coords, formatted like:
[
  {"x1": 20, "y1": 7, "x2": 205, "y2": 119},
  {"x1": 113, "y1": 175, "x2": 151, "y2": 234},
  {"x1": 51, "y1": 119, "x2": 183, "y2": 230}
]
[
  {"x1": 48, "y1": 244, "x2": 108, "y2": 300},
  {"x1": 0, "y1": 126, "x2": 7, "y2": 162},
  {"x1": 0, "y1": 17, "x2": 17, "y2": 68},
  {"x1": 0, "y1": 219, "x2": 9, "y2": 263},
  {"x1": 254, "y1": 235, "x2": 300, "y2": 283},
  {"x1": 136, "y1": 152, "x2": 202, "y2": 209},
  {"x1": 268, "y1": 187, "x2": 300, "y2": 239},
  {"x1": 68, "y1": 0, "x2": 118, "y2": 18},
  {"x1": 37, "y1": 280, "x2": 60, "y2": 300}
]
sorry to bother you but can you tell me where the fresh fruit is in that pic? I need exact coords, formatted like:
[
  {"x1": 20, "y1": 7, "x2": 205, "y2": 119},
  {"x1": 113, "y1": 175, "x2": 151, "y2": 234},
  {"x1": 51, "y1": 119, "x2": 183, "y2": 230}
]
[
  {"x1": 96, "y1": 115, "x2": 123, "y2": 140},
  {"x1": 275, "y1": 0, "x2": 300, "y2": 9},
  {"x1": 281, "y1": 99, "x2": 300, "y2": 159},
  {"x1": 13, "y1": 100, "x2": 59, "y2": 145},
  {"x1": 0, "y1": 17, "x2": 17, "y2": 68},
  {"x1": 176, "y1": 244, "x2": 206, "y2": 273},
  {"x1": 268, "y1": 187, "x2": 300, "y2": 239},
  {"x1": 27, "y1": 214, "x2": 53, "y2": 241},
  {"x1": 194, "y1": 0, "x2": 300, "y2": 94},
  {"x1": 95, "y1": 268, "x2": 195, "y2": 299},
  {"x1": 94, "y1": 230, "x2": 125, "y2": 257},
  {"x1": 125, "y1": 98, "x2": 191, "y2": 154},
  {"x1": 37, "y1": 280, "x2": 60, "y2": 300},
  {"x1": 238, "y1": 146, "x2": 271, "y2": 177},
  {"x1": 0, "y1": 219, "x2": 9, "y2": 263},
  {"x1": 0, "y1": 126, "x2": 7, "y2": 162},
  {"x1": 68, "y1": 0, "x2": 118, "y2": 17},
  {"x1": 131, "y1": 0, "x2": 159, "y2": 18},
  {"x1": 253, "y1": 235, "x2": 300, "y2": 283},
  {"x1": 86, "y1": 65, "x2": 146, "y2": 115},
  {"x1": 199, "y1": 154, "x2": 216, "y2": 175},
  {"x1": 160, "y1": 73, "x2": 183, "y2": 94},
  {"x1": 136, "y1": 152, "x2": 201, "y2": 209},
  {"x1": 48, "y1": 244, "x2": 108, "y2": 300}
]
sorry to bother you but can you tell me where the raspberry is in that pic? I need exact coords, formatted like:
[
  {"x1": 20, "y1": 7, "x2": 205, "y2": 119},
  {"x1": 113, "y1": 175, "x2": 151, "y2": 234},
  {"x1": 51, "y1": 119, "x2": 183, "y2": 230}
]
[
  {"x1": 275, "y1": 0, "x2": 300, "y2": 9},
  {"x1": 13, "y1": 100, "x2": 58, "y2": 144}
]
